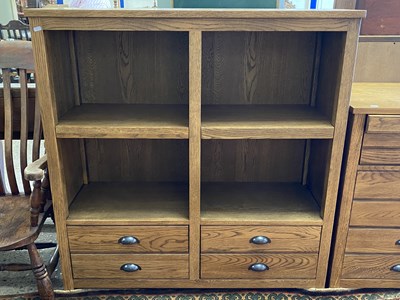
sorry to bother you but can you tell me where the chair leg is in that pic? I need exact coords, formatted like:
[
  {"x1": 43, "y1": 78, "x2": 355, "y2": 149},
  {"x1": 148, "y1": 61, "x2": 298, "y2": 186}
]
[{"x1": 27, "y1": 243, "x2": 55, "y2": 300}]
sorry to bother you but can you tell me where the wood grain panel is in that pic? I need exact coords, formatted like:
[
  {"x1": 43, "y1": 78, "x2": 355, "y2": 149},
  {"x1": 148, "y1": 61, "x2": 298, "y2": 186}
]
[
  {"x1": 201, "y1": 254, "x2": 317, "y2": 279},
  {"x1": 68, "y1": 226, "x2": 188, "y2": 253},
  {"x1": 346, "y1": 228, "x2": 400, "y2": 254},
  {"x1": 354, "y1": 171, "x2": 400, "y2": 199},
  {"x1": 201, "y1": 226, "x2": 321, "y2": 253},
  {"x1": 360, "y1": 148, "x2": 400, "y2": 165},
  {"x1": 202, "y1": 140, "x2": 305, "y2": 182},
  {"x1": 75, "y1": 31, "x2": 188, "y2": 105},
  {"x1": 72, "y1": 254, "x2": 188, "y2": 279},
  {"x1": 85, "y1": 139, "x2": 188, "y2": 182},
  {"x1": 350, "y1": 201, "x2": 400, "y2": 227},
  {"x1": 202, "y1": 32, "x2": 316, "y2": 105},
  {"x1": 342, "y1": 254, "x2": 400, "y2": 279},
  {"x1": 363, "y1": 133, "x2": 400, "y2": 148},
  {"x1": 366, "y1": 115, "x2": 400, "y2": 133},
  {"x1": 337, "y1": 278, "x2": 400, "y2": 289}
]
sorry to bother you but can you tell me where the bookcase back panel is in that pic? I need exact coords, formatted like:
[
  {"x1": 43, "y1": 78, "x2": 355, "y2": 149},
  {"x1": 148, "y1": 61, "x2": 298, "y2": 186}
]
[
  {"x1": 74, "y1": 31, "x2": 189, "y2": 105},
  {"x1": 202, "y1": 32, "x2": 317, "y2": 105},
  {"x1": 201, "y1": 140, "x2": 306, "y2": 182},
  {"x1": 85, "y1": 139, "x2": 188, "y2": 182}
]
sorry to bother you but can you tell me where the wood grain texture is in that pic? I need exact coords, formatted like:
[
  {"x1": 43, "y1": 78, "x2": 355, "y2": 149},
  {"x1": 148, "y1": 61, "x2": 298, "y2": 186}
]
[
  {"x1": 354, "y1": 42, "x2": 400, "y2": 82},
  {"x1": 201, "y1": 226, "x2": 321, "y2": 253},
  {"x1": 360, "y1": 148, "x2": 400, "y2": 165},
  {"x1": 85, "y1": 139, "x2": 188, "y2": 182},
  {"x1": 56, "y1": 104, "x2": 189, "y2": 139},
  {"x1": 354, "y1": 171, "x2": 400, "y2": 199},
  {"x1": 202, "y1": 140, "x2": 305, "y2": 183},
  {"x1": 201, "y1": 105, "x2": 334, "y2": 139},
  {"x1": 71, "y1": 254, "x2": 189, "y2": 279},
  {"x1": 346, "y1": 228, "x2": 400, "y2": 254},
  {"x1": 351, "y1": 84, "x2": 400, "y2": 114},
  {"x1": 68, "y1": 226, "x2": 188, "y2": 253},
  {"x1": 363, "y1": 133, "x2": 400, "y2": 148},
  {"x1": 201, "y1": 254, "x2": 318, "y2": 279},
  {"x1": 202, "y1": 32, "x2": 315, "y2": 106},
  {"x1": 75, "y1": 31, "x2": 188, "y2": 105},
  {"x1": 329, "y1": 114, "x2": 366, "y2": 287},
  {"x1": 358, "y1": 165, "x2": 400, "y2": 172},
  {"x1": 188, "y1": 31, "x2": 201, "y2": 280},
  {"x1": 201, "y1": 183, "x2": 322, "y2": 225},
  {"x1": 342, "y1": 254, "x2": 400, "y2": 279},
  {"x1": 350, "y1": 201, "x2": 400, "y2": 227},
  {"x1": 356, "y1": 0, "x2": 400, "y2": 35},
  {"x1": 0, "y1": 41, "x2": 35, "y2": 70},
  {"x1": 337, "y1": 278, "x2": 400, "y2": 288},
  {"x1": 366, "y1": 115, "x2": 400, "y2": 133},
  {"x1": 67, "y1": 182, "x2": 188, "y2": 225}
]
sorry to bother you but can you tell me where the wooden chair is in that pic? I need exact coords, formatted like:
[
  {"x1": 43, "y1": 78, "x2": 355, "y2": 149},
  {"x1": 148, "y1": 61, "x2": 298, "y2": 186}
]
[
  {"x1": 0, "y1": 41, "x2": 57, "y2": 300},
  {"x1": 0, "y1": 20, "x2": 31, "y2": 41}
]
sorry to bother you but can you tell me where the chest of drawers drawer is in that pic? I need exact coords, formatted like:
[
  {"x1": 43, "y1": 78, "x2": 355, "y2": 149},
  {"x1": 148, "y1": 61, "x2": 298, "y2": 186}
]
[
  {"x1": 201, "y1": 226, "x2": 321, "y2": 253},
  {"x1": 350, "y1": 201, "x2": 400, "y2": 227},
  {"x1": 354, "y1": 171, "x2": 400, "y2": 199},
  {"x1": 346, "y1": 228, "x2": 400, "y2": 253},
  {"x1": 201, "y1": 253, "x2": 318, "y2": 279},
  {"x1": 366, "y1": 115, "x2": 400, "y2": 133},
  {"x1": 68, "y1": 225, "x2": 188, "y2": 253},
  {"x1": 71, "y1": 253, "x2": 189, "y2": 279},
  {"x1": 342, "y1": 254, "x2": 400, "y2": 279}
]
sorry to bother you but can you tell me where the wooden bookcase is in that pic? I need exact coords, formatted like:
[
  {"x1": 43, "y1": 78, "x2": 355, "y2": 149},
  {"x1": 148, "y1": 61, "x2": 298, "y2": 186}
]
[{"x1": 26, "y1": 9, "x2": 364, "y2": 289}]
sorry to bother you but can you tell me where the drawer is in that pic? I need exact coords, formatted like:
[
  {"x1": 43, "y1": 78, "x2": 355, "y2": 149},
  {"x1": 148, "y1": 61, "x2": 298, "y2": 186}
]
[
  {"x1": 68, "y1": 226, "x2": 188, "y2": 253},
  {"x1": 201, "y1": 226, "x2": 321, "y2": 253},
  {"x1": 350, "y1": 201, "x2": 400, "y2": 227},
  {"x1": 342, "y1": 254, "x2": 400, "y2": 279},
  {"x1": 363, "y1": 133, "x2": 400, "y2": 148},
  {"x1": 346, "y1": 228, "x2": 400, "y2": 253},
  {"x1": 360, "y1": 148, "x2": 400, "y2": 165},
  {"x1": 354, "y1": 171, "x2": 400, "y2": 199},
  {"x1": 71, "y1": 254, "x2": 188, "y2": 279},
  {"x1": 201, "y1": 254, "x2": 317, "y2": 279},
  {"x1": 366, "y1": 115, "x2": 400, "y2": 133}
]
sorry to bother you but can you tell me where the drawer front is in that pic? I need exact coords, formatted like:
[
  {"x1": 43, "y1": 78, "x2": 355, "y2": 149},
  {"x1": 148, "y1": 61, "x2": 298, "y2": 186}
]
[
  {"x1": 342, "y1": 254, "x2": 400, "y2": 279},
  {"x1": 350, "y1": 201, "x2": 400, "y2": 227},
  {"x1": 354, "y1": 171, "x2": 400, "y2": 199},
  {"x1": 201, "y1": 254, "x2": 317, "y2": 279},
  {"x1": 363, "y1": 133, "x2": 400, "y2": 148},
  {"x1": 201, "y1": 226, "x2": 321, "y2": 253},
  {"x1": 68, "y1": 226, "x2": 188, "y2": 253},
  {"x1": 72, "y1": 254, "x2": 188, "y2": 279},
  {"x1": 366, "y1": 115, "x2": 400, "y2": 133},
  {"x1": 360, "y1": 148, "x2": 400, "y2": 165},
  {"x1": 346, "y1": 228, "x2": 400, "y2": 253}
]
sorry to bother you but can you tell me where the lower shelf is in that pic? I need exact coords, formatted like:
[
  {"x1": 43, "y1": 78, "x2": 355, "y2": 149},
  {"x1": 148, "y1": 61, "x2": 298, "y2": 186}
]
[
  {"x1": 67, "y1": 182, "x2": 189, "y2": 225},
  {"x1": 201, "y1": 182, "x2": 322, "y2": 225}
]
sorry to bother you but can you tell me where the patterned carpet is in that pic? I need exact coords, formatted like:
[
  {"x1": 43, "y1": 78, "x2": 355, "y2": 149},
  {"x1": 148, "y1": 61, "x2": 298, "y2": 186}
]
[{"x1": 2, "y1": 289, "x2": 400, "y2": 300}]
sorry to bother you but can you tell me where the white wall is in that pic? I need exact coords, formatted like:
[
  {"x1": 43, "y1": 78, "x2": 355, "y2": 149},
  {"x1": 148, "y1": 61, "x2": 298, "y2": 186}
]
[{"x1": 0, "y1": 0, "x2": 18, "y2": 24}]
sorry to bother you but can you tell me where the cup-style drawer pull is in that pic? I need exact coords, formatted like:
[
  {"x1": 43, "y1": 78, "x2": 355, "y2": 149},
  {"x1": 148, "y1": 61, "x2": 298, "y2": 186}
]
[
  {"x1": 250, "y1": 236, "x2": 271, "y2": 245},
  {"x1": 118, "y1": 236, "x2": 140, "y2": 245},
  {"x1": 248, "y1": 263, "x2": 269, "y2": 272},
  {"x1": 390, "y1": 264, "x2": 400, "y2": 272},
  {"x1": 395, "y1": 240, "x2": 400, "y2": 246},
  {"x1": 120, "y1": 263, "x2": 141, "y2": 272}
]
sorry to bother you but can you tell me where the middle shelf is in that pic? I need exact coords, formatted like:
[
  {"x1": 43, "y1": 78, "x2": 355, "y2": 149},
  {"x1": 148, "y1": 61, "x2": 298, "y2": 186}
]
[{"x1": 56, "y1": 104, "x2": 334, "y2": 140}]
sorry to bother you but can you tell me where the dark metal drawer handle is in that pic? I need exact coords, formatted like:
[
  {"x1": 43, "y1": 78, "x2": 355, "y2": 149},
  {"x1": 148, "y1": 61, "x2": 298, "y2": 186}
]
[
  {"x1": 249, "y1": 263, "x2": 269, "y2": 272},
  {"x1": 118, "y1": 236, "x2": 140, "y2": 245},
  {"x1": 395, "y1": 240, "x2": 400, "y2": 246},
  {"x1": 390, "y1": 264, "x2": 400, "y2": 272},
  {"x1": 250, "y1": 236, "x2": 271, "y2": 245},
  {"x1": 120, "y1": 263, "x2": 141, "y2": 272}
]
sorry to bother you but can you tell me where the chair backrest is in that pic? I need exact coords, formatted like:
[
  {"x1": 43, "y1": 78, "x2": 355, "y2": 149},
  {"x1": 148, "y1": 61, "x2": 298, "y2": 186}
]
[
  {"x1": 0, "y1": 20, "x2": 31, "y2": 41},
  {"x1": 0, "y1": 40, "x2": 42, "y2": 197}
]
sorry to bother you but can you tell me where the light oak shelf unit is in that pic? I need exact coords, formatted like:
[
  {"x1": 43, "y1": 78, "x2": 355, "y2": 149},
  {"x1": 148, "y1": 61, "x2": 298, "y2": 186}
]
[{"x1": 26, "y1": 8, "x2": 364, "y2": 289}]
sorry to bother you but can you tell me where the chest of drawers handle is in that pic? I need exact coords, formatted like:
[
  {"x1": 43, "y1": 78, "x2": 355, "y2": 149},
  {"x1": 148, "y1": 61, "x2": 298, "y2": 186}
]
[
  {"x1": 118, "y1": 236, "x2": 140, "y2": 245},
  {"x1": 395, "y1": 240, "x2": 400, "y2": 246},
  {"x1": 250, "y1": 236, "x2": 271, "y2": 245},
  {"x1": 248, "y1": 263, "x2": 269, "y2": 272},
  {"x1": 390, "y1": 264, "x2": 400, "y2": 272},
  {"x1": 120, "y1": 263, "x2": 142, "y2": 272}
]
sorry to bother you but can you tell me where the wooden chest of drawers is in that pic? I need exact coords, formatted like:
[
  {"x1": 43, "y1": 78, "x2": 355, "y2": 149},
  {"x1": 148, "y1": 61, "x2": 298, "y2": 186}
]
[{"x1": 330, "y1": 83, "x2": 400, "y2": 288}]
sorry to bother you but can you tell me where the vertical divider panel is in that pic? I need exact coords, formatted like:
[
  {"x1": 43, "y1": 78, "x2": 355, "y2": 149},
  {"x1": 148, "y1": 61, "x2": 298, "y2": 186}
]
[{"x1": 189, "y1": 30, "x2": 202, "y2": 280}]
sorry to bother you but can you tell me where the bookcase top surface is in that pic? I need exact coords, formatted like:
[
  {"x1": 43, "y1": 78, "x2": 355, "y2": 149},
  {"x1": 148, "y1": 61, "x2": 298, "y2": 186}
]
[{"x1": 25, "y1": 8, "x2": 366, "y2": 19}]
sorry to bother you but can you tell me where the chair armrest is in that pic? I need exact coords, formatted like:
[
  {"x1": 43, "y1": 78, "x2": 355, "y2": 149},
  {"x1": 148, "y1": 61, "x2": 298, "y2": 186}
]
[{"x1": 24, "y1": 154, "x2": 47, "y2": 181}]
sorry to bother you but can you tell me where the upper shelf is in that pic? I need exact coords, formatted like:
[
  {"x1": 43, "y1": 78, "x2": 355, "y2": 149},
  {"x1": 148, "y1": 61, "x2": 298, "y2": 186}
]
[
  {"x1": 56, "y1": 104, "x2": 188, "y2": 139},
  {"x1": 201, "y1": 105, "x2": 334, "y2": 139}
]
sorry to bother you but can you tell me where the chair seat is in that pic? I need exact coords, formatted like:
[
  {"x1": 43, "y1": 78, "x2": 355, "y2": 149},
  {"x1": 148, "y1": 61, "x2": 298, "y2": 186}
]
[{"x1": 0, "y1": 196, "x2": 50, "y2": 250}]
